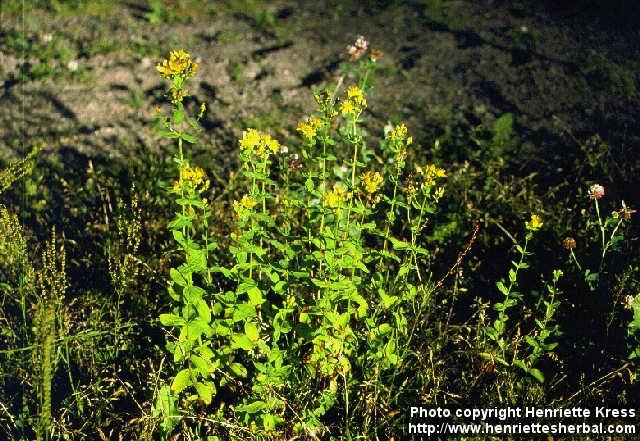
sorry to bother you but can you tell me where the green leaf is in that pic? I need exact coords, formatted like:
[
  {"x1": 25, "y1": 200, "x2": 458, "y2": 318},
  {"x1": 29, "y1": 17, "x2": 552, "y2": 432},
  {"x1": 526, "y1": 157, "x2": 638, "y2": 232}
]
[
  {"x1": 195, "y1": 381, "x2": 215, "y2": 405},
  {"x1": 513, "y1": 359, "x2": 527, "y2": 371},
  {"x1": 181, "y1": 133, "x2": 198, "y2": 143},
  {"x1": 388, "y1": 236, "x2": 411, "y2": 250},
  {"x1": 170, "y1": 268, "x2": 189, "y2": 286},
  {"x1": 247, "y1": 287, "x2": 264, "y2": 306},
  {"x1": 153, "y1": 385, "x2": 180, "y2": 433},
  {"x1": 176, "y1": 198, "x2": 206, "y2": 209},
  {"x1": 348, "y1": 291, "x2": 368, "y2": 317},
  {"x1": 395, "y1": 263, "x2": 412, "y2": 280},
  {"x1": 168, "y1": 213, "x2": 193, "y2": 230},
  {"x1": 233, "y1": 303, "x2": 257, "y2": 322},
  {"x1": 195, "y1": 298, "x2": 211, "y2": 322},
  {"x1": 244, "y1": 321, "x2": 260, "y2": 342},
  {"x1": 311, "y1": 278, "x2": 352, "y2": 290},
  {"x1": 229, "y1": 362, "x2": 248, "y2": 377},
  {"x1": 528, "y1": 368, "x2": 545, "y2": 383},
  {"x1": 231, "y1": 334, "x2": 254, "y2": 351},
  {"x1": 172, "y1": 229, "x2": 186, "y2": 246},
  {"x1": 186, "y1": 248, "x2": 207, "y2": 272},
  {"x1": 171, "y1": 369, "x2": 192, "y2": 394},
  {"x1": 237, "y1": 400, "x2": 266, "y2": 414},
  {"x1": 190, "y1": 355, "x2": 210, "y2": 376},
  {"x1": 159, "y1": 313, "x2": 185, "y2": 327},
  {"x1": 183, "y1": 285, "x2": 206, "y2": 302},
  {"x1": 379, "y1": 289, "x2": 398, "y2": 309},
  {"x1": 262, "y1": 413, "x2": 283, "y2": 431},
  {"x1": 492, "y1": 112, "x2": 513, "y2": 144},
  {"x1": 187, "y1": 318, "x2": 214, "y2": 339},
  {"x1": 198, "y1": 345, "x2": 214, "y2": 360},
  {"x1": 173, "y1": 107, "x2": 185, "y2": 124},
  {"x1": 524, "y1": 336, "x2": 539, "y2": 349},
  {"x1": 305, "y1": 177, "x2": 314, "y2": 192},
  {"x1": 159, "y1": 129, "x2": 180, "y2": 139}
]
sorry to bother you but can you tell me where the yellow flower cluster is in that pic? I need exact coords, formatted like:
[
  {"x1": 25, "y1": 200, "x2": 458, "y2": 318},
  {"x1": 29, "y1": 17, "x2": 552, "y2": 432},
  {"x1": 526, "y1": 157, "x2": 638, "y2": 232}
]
[
  {"x1": 347, "y1": 86, "x2": 366, "y2": 105},
  {"x1": 416, "y1": 164, "x2": 447, "y2": 187},
  {"x1": 174, "y1": 166, "x2": 209, "y2": 191},
  {"x1": 340, "y1": 85, "x2": 367, "y2": 117},
  {"x1": 526, "y1": 214, "x2": 544, "y2": 231},
  {"x1": 360, "y1": 171, "x2": 384, "y2": 194},
  {"x1": 239, "y1": 128, "x2": 280, "y2": 159},
  {"x1": 386, "y1": 123, "x2": 408, "y2": 142},
  {"x1": 233, "y1": 195, "x2": 257, "y2": 212},
  {"x1": 156, "y1": 50, "x2": 198, "y2": 79},
  {"x1": 323, "y1": 183, "x2": 350, "y2": 210},
  {"x1": 297, "y1": 117, "x2": 322, "y2": 140}
]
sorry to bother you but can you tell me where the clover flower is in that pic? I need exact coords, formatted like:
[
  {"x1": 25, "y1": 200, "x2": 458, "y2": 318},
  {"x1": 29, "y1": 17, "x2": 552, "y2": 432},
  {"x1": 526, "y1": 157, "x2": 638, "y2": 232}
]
[
  {"x1": 157, "y1": 49, "x2": 198, "y2": 79},
  {"x1": 360, "y1": 171, "x2": 384, "y2": 194},
  {"x1": 526, "y1": 214, "x2": 544, "y2": 231},
  {"x1": 239, "y1": 128, "x2": 280, "y2": 160},
  {"x1": 296, "y1": 117, "x2": 322, "y2": 140},
  {"x1": 370, "y1": 48, "x2": 383, "y2": 62},
  {"x1": 562, "y1": 237, "x2": 577, "y2": 250},
  {"x1": 588, "y1": 184, "x2": 605, "y2": 200},
  {"x1": 620, "y1": 200, "x2": 636, "y2": 221},
  {"x1": 624, "y1": 295, "x2": 637, "y2": 310},
  {"x1": 346, "y1": 35, "x2": 369, "y2": 61}
]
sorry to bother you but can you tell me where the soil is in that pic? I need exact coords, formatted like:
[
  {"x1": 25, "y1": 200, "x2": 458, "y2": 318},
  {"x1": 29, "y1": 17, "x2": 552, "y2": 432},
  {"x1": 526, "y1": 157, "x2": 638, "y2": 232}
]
[{"x1": 1, "y1": 0, "x2": 638, "y2": 172}]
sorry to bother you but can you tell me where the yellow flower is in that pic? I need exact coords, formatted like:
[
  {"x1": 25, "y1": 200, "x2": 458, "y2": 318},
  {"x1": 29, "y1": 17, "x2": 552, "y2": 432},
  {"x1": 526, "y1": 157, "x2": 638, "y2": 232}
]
[
  {"x1": 340, "y1": 100, "x2": 356, "y2": 117},
  {"x1": 233, "y1": 195, "x2": 257, "y2": 216},
  {"x1": 175, "y1": 166, "x2": 209, "y2": 191},
  {"x1": 239, "y1": 128, "x2": 280, "y2": 159},
  {"x1": 526, "y1": 214, "x2": 544, "y2": 231},
  {"x1": 360, "y1": 171, "x2": 384, "y2": 194},
  {"x1": 170, "y1": 87, "x2": 188, "y2": 102},
  {"x1": 323, "y1": 183, "x2": 350, "y2": 209},
  {"x1": 262, "y1": 133, "x2": 280, "y2": 154},
  {"x1": 340, "y1": 85, "x2": 367, "y2": 117},
  {"x1": 416, "y1": 164, "x2": 447, "y2": 187},
  {"x1": 157, "y1": 50, "x2": 198, "y2": 79},
  {"x1": 240, "y1": 128, "x2": 261, "y2": 153},
  {"x1": 386, "y1": 123, "x2": 408, "y2": 142},
  {"x1": 239, "y1": 195, "x2": 256, "y2": 209},
  {"x1": 297, "y1": 121, "x2": 316, "y2": 139},
  {"x1": 297, "y1": 117, "x2": 322, "y2": 140},
  {"x1": 346, "y1": 86, "x2": 366, "y2": 106}
]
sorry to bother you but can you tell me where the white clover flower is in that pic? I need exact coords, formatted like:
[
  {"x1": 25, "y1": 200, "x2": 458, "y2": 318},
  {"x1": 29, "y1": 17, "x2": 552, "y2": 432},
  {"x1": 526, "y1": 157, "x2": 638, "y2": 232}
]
[{"x1": 588, "y1": 184, "x2": 605, "y2": 200}]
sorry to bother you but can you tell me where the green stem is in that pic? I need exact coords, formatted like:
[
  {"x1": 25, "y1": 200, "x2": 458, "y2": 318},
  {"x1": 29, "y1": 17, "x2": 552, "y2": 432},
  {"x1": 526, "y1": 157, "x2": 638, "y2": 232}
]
[
  {"x1": 601, "y1": 218, "x2": 623, "y2": 267},
  {"x1": 570, "y1": 249, "x2": 583, "y2": 272},
  {"x1": 595, "y1": 199, "x2": 605, "y2": 251},
  {"x1": 381, "y1": 177, "x2": 399, "y2": 255},
  {"x1": 344, "y1": 116, "x2": 360, "y2": 239}
]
